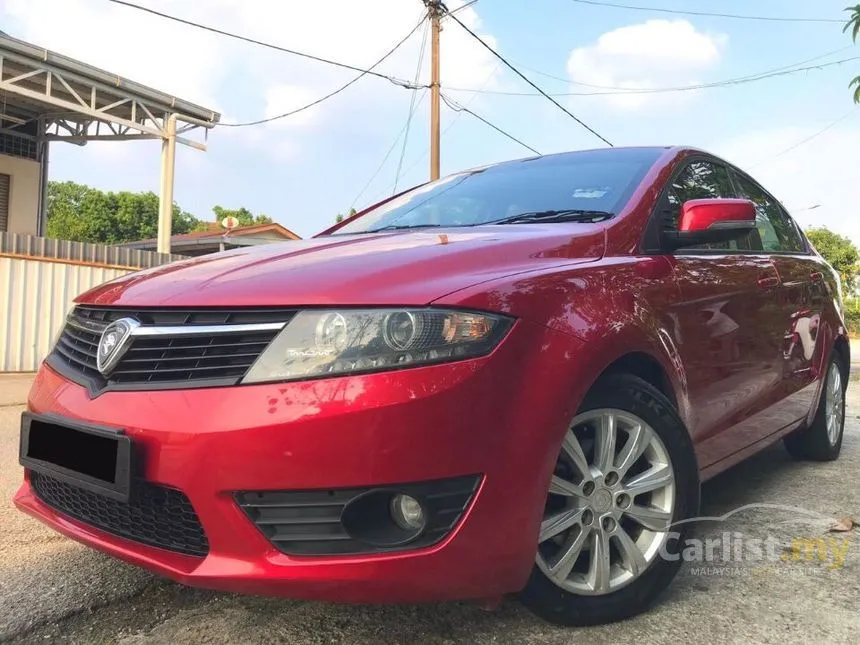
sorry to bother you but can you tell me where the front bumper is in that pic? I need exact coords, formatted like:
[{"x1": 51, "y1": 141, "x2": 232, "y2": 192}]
[{"x1": 14, "y1": 319, "x2": 585, "y2": 603}]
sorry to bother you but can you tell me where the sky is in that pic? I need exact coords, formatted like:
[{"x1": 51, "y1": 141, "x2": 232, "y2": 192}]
[{"x1": 2, "y1": 0, "x2": 858, "y2": 241}]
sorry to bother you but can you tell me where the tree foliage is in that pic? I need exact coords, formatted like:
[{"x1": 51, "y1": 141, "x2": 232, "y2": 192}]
[
  {"x1": 335, "y1": 208, "x2": 357, "y2": 223},
  {"x1": 847, "y1": 4, "x2": 860, "y2": 102},
  {"x1": 46, "y1": 181, "x2": 198, "y2": 244},
  {"x1": 45, "y1": 181, "x2": 272, "y2": 244},
  {"x1": 208, "y1": 205, "x2": 273, "y2": 228},
  {"x1": 806, "y1": 227, "x2": 860, "y2": 290}
]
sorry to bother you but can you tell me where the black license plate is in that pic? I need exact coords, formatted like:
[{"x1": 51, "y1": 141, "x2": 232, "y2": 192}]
[{"x1": 19, "y1": 412, "x2": 132, "y2": 502}]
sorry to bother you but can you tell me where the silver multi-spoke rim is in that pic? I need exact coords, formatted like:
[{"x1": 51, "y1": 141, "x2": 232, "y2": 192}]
[
  {"x1": 536, "y1": 408, "x2": 675, "y2": 596},
  {"x1": 825, "y1": 362, "x2": 845, "y2": 446}
]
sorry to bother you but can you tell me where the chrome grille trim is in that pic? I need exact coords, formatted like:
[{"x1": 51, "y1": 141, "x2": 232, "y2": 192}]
[
  {"x1": 65, "y1": 318, "x2": 285, "y2": 336},
  {"x1": 47, "y1": 306, "x2": 295, "y2": 396}
]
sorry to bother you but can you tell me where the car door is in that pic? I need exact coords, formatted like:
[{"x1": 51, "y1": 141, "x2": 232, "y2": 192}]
[
  {"x1": 731, "y1": 168, "x2": 825, "y2": 424},
  {"x1": 654, "y1": 158, "x2": 786, "y2": 468}
]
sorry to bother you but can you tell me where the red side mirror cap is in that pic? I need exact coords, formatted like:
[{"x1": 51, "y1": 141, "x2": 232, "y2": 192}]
[{"x1": 679, "y1": 198, "x2": 756, "y2": 233}]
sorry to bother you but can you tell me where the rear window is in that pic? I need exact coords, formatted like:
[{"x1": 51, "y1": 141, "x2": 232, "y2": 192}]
[{"x1": 329, "y1": 148, "x2": 663, "y2": 235}]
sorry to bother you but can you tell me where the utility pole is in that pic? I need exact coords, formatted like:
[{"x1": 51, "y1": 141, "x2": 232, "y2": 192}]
[
  {"x1": 425, "y1": 0, "x2": 445, "y2": 181},
  {"x1": 157, "y1": 114, "x2": 177, "y2": 255}
]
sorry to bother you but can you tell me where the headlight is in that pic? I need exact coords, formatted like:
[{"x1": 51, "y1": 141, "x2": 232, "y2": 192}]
[{"x1": 241, "y1": 308, "x2": 514, "y2": 384}]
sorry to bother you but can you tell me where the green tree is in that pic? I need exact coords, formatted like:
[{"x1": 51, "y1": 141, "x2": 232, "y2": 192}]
[
  {"x1": 335, "y1": 208, "x2": 357, "y2": 223},
  {"x1": 209, "y1": 205, "x2": 273, "y2": 228},
  {"x1": 847, "y1": 4, "x2": 860, "y2": 102},
  {"x1": 46, "y1": 180, "x2": 199, "y2": 244},
  {"x1": 806, "y1": 227, "x2": 859, "y2": 290}
]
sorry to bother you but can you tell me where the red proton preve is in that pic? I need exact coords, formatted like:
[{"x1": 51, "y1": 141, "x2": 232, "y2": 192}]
[{"x1": 15, "y1": 146, "x2": 849, "y2": 625}]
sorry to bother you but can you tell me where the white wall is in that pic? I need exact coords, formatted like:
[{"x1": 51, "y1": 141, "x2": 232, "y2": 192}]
[{"x1": 0, "y1": 153, "x2": 40, "y2": 235}]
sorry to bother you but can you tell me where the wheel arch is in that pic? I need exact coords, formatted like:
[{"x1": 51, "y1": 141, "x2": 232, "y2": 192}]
[
  {"x1": 596, "y1": 351, "x2": 678, "y2": 410},
  {"x1": 833, "y1": 334, "x2": 850, "y2": 383}
]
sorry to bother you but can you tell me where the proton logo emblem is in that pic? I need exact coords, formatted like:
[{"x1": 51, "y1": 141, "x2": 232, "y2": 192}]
[{"x1": 97, "y1": 318, "x2": 140, "y2": 376}]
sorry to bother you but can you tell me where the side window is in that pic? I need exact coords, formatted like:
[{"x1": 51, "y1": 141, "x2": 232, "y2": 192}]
[
  {"x1": 663, "y1": 160, "x2": 747, "y2": 251},
  {"x1": 731, "y1": 171, "x2": 806, "y2": 253}
]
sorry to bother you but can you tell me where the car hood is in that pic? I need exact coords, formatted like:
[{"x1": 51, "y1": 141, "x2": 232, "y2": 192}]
[{"x1": 78, "y1": 225, "x2": 606, "y2": 307}]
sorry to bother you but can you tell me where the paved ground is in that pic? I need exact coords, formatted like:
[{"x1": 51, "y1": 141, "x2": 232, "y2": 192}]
[
  {"x1": 1, "y1": 381, "x2": 859, "y2": 644},
  {"x1": 0, "y1": 374, "x2": 34, "y2": 408}
]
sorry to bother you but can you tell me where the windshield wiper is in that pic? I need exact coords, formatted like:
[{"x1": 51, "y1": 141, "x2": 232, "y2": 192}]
[
  {"x1": 362, "y1": 223, "x2": 443, "y2": 234},
  {"x1": 485, "y1": 209, "x2": 614, "y2": 225}
]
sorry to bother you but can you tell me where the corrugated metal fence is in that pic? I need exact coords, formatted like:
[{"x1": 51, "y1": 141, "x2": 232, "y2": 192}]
[{"x1": 1, "y1": 233, "x2": 185, "y2": 372}]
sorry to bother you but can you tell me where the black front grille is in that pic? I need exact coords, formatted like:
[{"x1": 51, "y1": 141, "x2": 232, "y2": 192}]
[
  {"x1": 235, "y1": 475, "x2": 481, "y2": 556},
  {"x1": 31, "y1": 471, "x2": 209, "y2": 557},
  {"x1": 48, "y1": 306, "x2": 293, "y2": 394}
]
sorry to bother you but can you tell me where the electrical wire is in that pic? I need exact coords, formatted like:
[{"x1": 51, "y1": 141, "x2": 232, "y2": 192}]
[
  {"x1": 448, "y1": 0, "x2": 479, "y2": 16},
  {"x1": 440, "y1": 93, "x2": 540, "y2": 155},
  {"x1": 108, "y1": 0, "x2": 425, "y2": 89},
  {"x1": 444, "y1": 10, "x2": 613, "y2": 146},
  {"x1": 370, "y1": 62, "x2": 501, "y2": 205},
  {"x1": 509, "y1": 45, "x2": 855, "y2": 90},
  {"x1": 394, "y1": 20, "x2": 430, "y2": 192},
  {"x1": 568, "y1": 0, "x2": 843, "y2": 23},
  {"x1": 446, "y1": 56, "x2": 860, "y2": 97},
  {"x1": 350, "y1": 90, "x2": 429, "y2": 209},
  {"x1": 749, "y1": 108, "x2": 859, "y2": 168},
  {"x1": 221, "y1": 18, "x2": 426, "y2": 127}
]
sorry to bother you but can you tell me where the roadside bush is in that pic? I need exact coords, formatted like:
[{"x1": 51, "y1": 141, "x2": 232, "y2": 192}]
[{"x1": 843, "y1": 299, "x2": 860, "y2": 335}]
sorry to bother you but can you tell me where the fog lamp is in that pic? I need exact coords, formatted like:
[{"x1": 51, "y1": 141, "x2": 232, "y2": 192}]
[{"x1": 390, "y1": 493, "x2": 426, "y2": 531}]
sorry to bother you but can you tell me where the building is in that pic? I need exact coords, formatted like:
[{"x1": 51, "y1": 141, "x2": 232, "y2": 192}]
[
  {"x1": 120, "y1": 222, "x2": 302, "y2": 257},
  {"x1": 0, "y1": 30, "x2": 221, "y2": 372},
  {"x1": 0, "y1": 31, "x2": 220, "y2": 251}
]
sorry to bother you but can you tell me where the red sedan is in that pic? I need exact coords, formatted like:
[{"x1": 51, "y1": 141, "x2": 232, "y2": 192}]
[{"x1": 14, "y1": 146, "x2": 848, "y2": 626}]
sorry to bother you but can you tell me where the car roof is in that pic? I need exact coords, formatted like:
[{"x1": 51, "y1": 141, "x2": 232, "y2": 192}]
[{"x1": 462, "y1": 145, "x2": 701, "y2": 174}]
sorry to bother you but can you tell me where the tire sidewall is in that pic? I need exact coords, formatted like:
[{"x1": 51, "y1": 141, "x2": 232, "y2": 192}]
[{"x1": 520, "y1": 374, "x2": 700, "y2": 626}]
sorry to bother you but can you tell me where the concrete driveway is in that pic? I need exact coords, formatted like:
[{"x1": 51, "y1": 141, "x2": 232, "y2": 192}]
[{"x1": 1, "y1": 381, "x2": 859, "y2": 644}]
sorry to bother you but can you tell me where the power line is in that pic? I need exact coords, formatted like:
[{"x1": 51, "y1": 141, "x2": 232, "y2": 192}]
[
  {"x1": 568, "y1": 0, "x2": 843, "y2": 23},
  {"x1": 350, "y1": 90, "x2": 429, "y2": 209},
  {"x1": 370, "y1": 62, "x2": 500, "y2": 205},
  {"x1": 448, "y1": 0, "x2": 479, "y2": 16},
  {"x1": 749, "y1": 108, "x2": 859, "y2": 168},
  {"x1": 444, "y1": 10, "x2": 613, "y2": 146},
  {"x1": 446, "y1": 56, "x2": 860, "y2": 97},
  {"x1": 108, "y1": 0, "x2": 425, "y2": 89},
  {"x1": 510, "y1": 45, "x2": 855, "y2": 90},
  {"x1": 440, "y1": 93, "x2": 540, "y2": 155},
  {"x1": 394, "y1": 20, "x2": 430, "y2": 192},
  {"x1": 222, "y1": 19, "x2": 427, "y2": 127}
]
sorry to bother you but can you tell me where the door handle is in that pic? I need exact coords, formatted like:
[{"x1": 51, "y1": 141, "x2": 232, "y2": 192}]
[{"x1": 757, "y1": 276, "x2": 780, "y2": 289}]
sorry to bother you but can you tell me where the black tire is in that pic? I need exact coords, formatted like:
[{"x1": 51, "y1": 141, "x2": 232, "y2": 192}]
[
  {"x1": 784, "y1": 352, "x2": 846, "y2": 462},
  {"x1": 519, "y1": 373, "x2": 700, "y2": 627}
]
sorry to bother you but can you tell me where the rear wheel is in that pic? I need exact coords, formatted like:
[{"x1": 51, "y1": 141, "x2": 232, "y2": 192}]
[
  {"x1": 519, "y1": 374, "x2": 699, "y2": 626},
  {"x1": 784, "y1": 354, "x2": 846, "y2": 462}
]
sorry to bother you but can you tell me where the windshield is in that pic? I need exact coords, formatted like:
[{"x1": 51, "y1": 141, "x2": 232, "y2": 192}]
[{"x1": 329, "y1": 148, "x2": 663, "y2": 235}]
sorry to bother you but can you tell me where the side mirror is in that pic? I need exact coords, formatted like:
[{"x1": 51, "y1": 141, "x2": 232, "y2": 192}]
[{"x1": 663, "y1": 198, "x2": 757, "y2": 251}]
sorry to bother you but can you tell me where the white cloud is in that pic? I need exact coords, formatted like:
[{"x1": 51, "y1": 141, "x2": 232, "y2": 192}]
[
  {"x1": 262, "y1": 85, "x2": 323, "y2": 128},
  {"x1": 3, "y1": 0, "x2": 228, "y2": 110},
  {"x1": 714, "y1": 122, "x2": 860, "y2": 244},
  {"x1": 567, "y1": 19, "x2": 727, "y2": 111},
  {"x1": 1, "y1": 0, "x2": 500, "y2": 158}
]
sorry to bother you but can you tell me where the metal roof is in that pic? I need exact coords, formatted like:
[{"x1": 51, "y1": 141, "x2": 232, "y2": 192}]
[{"x1": 0, "y1": 32, "x2": 220, "y2": 150}]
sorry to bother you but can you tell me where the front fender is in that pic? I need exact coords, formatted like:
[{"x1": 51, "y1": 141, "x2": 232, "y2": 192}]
[{"x1": 434, "y1": 256, "x2": 691, "y2": 430}]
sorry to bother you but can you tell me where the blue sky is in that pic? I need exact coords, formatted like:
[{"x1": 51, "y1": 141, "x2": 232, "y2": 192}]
[{"x1": 3, "y1": 0, "x2": 858, "y2": 240}]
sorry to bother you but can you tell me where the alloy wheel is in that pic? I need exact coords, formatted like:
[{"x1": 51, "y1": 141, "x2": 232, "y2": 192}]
[
  {"x1": 825, "y1": 362, "x2": 845, "y2": 446},
  {"x1": 537, "y1": 408, "x2": 676, "y2": 596}
]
